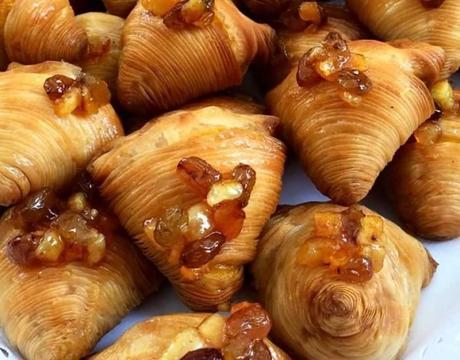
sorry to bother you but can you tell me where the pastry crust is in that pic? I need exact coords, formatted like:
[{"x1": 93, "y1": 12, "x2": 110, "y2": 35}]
[
  {"x1": 92, "y1": 312, "x2": 290, "y2": 359},
  {"x1": 0, "y1": 195, "x2": 161, "y2": 360},
  {"x1": 88, "y1": 97, "x2": 286, "y2": 310},
  {"x1": 252, "y1": 202, "x2": 436, "y2": 360},
  {"x1": 4, "y1": 0, "x2": 88, "y2": 64},
  {"x1": 117, "y1": 0, "x2": 275, "y2": 115},
  {"x1": 267, "y1": 39, "x2": 444, "y2": 205},
  {"x1": 384, "y1": 90, "x2": 460, "y2": 240},
  {"x1": 347, "y1": 0, "x2": 460, "y2": 78},
  {"x1": 0, "y1": 61, "x2": 122, "y2": 207}
]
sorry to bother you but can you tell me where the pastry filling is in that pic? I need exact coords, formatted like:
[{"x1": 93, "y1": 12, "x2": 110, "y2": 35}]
[
  {"x1": 420, "y1": 0, "x2": 445, "y2": 8},
  {"x1": 296, "y1": 32, "x2": 372, "y2": 106},
  {"x1": 6, "y1": 175, "x2": 115, "y2": 267},
  {"x1": 166, "y1": 303, "x2": 272, "y2": 360},
  {"x1": 280, "y1": 1, "x2": 327, "y2": 31},
  {"x1": 44, "y1": 73, "x2": 110, "y2": 116},
  {"x1": 142, "y1": 0, "x2": 215, "y2": 29},
  {"x1": 296, "y1": 206, "x2": 385, "y2": 282},
  {"x1": 144, "y1": 157, "x2": 255, "y2": 281}
]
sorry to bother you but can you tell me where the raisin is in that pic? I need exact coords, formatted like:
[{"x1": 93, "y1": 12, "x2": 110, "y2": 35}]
[
  {"x1": 420, "y1": 0, "x2": 445, "y2": 8},
  {"x1": 336, "y1": 69, "x2": 373, "y2": 95},
  {"x1": 226, "y1": 303, "x2": 272, "y2": 341},
  {"x1": 6, "y1": 233, "x2": 41, "y2": 266},
  {"x1": 44, "y1": 75, "x2": 75, "y2": 101},
  {"x1": 177, "y1": 157, "x2": 222, "y2": 197},
  {"x1": 19, "y1": 188, "x2": 62, "y2": 225},
  {"x1": 337, "y1": 256, "x2": 373, "y2": 283},
  {"x1": 232, "y1": 164, "x2": 256, "y2": 207},
  {"x1": 181, "y1": 232, "x2": 225, "y2": 268},
  {"x1": 340, "y1": 207, "x2": 365, "y2": 244},
  {"x1": 180, "y1": 348, "x2": 223, "y2": 360}
]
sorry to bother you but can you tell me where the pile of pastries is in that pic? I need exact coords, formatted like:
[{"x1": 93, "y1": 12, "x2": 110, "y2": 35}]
[{"x1": 0, "y1": 0, "x2": 458, "y2": 359}]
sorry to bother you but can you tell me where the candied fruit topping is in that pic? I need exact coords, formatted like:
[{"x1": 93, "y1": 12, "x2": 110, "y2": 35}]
[
  {"x1": 6, "y1": 178, "x2": 117, "y2": 267},
  {"x1": 296, "y1": 206, "x2": 386, "y2": 282},
  {"x1": 280, "y1": 1, "x2": 327, "y2": 31},
  {"x1": 144, "y1": 157, "x2": 255, "y2": 279},
  {"x1": 296, "y1": 32, "x2": 373, "y2": 106},
  {"x1": 431, "y1": 80, "x2": 458, "y2": 114},
  {"x1": 142, "y1": 0, "x2": 215, "y2": 29},
  {"x1": 181, "y1": 348, "x2": 223, "y2": 360},
  {"x1": 414, "y1": 121, "x2": 443, "y2": 145},
  {"x1": 44, "y1": 73, "x2": 110, "y2": 117},
  {"x1": 223, "y1": 302, "x2": 272, "y2": 359},
  {"x1": 421, "y1": 0, "x2": 445, "y2": 8}
]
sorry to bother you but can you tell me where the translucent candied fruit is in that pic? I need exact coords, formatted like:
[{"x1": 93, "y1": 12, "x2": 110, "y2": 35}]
[
  {"x1": 141, "y1": 0, "x2": 178, "y2": 16},
  {"x1": 298, "y1": 2, "x2": 326, "y2": 26},
  {"x1": 226, "y1": 302, "x2": 271, "y2": 340},
  {"x1": 431, "y1": 80, "x2": 455, "y2": 112},
  {"x1": 6, "y1": 185, "x2": 112, "y2": 267},
  {"x1": 297, "y1": 207, "x2": 386, "y2": 283},
  {"x1": 296, "y1": 32, "x2": 373, "y2": 106},
  {"x1": 414, "y1": 121, "x2": 443, "y2": 145},
  {"x1": 44, "y1": 73, "x2": 110, "y2": 117},
  {"x1": 162, "y1": 0, "x2": 215, "y2": 29}
]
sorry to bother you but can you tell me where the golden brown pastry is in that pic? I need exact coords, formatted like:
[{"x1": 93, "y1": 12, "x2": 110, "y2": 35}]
[
  {"x1": 102, "y1": 0, "x2": 136, "y2": 17},
  {"x1": 88, "y1": 97, "x2": 286, "y2": 310},
  {"x1": 76, "y1": 12, "x2": 124, "y2": 91},
  {"x1": 384, "y1": 82, "x2": 460, "y2": 240},
  {"x1": 267, "y1": 33, "x2": 444, "y2": 205},
  {"x1": 4, "y1": 0, "x2": 88, "y2": 64},
  {"x1": 0, "y1": 177, "x2": 161, "y2": 360},
  {"x1": 93, "y1": 302, "x2": 290, "y2": 359},
  {"x1": 0, "y1": 0, "x2": 15, "y2": 69},
  {"x1": 117, "y1": 0, "x2": 275, "y2": 115},
  {"x1": 253, "y1": 202, "x2": 436, "y2": 360},
  {"x1": 347, "y1": 0, "x2": 460, "y2": 78},
  {"x1": 0, "y1": 61, "x2": 122, "y2": 207}
]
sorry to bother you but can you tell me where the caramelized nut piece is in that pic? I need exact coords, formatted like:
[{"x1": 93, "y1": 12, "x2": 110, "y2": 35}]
[
  {"x1": 86, "y1": 233, "x2": 106, "y2": 265},
  {"x1": 35, "y1": 230, "x2": 65, "y2": 262},
  {"x1": 431, "y1": 80, "x2": 456, "y2": 112},
  {"x1": 207, "y1": 180, "x2": 243, "y2": 207}
]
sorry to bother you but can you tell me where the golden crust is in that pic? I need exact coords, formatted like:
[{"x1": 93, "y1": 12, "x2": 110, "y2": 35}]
[
  {"x1": 0, "y1": 204, "x2": 161, "y2": 360},
  {"x1": 0, "y1": 61, "x2": 123, "y2": 207},
  {"x1": 88, "y1": 98, "x2": 286, "y2": 310},
  {"x1": 252, "y1": 202, "x2": 436, "y2": 360},
  {"x1": 117, "y1": 0, "x2": 275, "y2": 115},
  {"x1": 384, "y1": 90, "x2": 460, "y2": 240},
  {"x1": 92, "y1": 313, "x2": 290, "y2": 359},
  {"x1": 347, "y1": 0, "x2": 460, "y2": 78},
  {"x1": 267, "y1": 39, "x2": 444, "y2": 205},
  {"x1": 4, "y1": 0, "x2": 88, "y2": 64}
]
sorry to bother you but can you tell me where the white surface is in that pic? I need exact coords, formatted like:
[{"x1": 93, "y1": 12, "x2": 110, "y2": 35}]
[{"x1": 1, "y1": 160, "x2": 459, "y2": 359}]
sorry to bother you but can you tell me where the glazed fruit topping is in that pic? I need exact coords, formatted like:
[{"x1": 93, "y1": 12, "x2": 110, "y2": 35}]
[
  {"x1": 223, "y1": 302, "x2": 272, "y2": 359},
  {"x1": 142, "y1": 0, "x2": 215, "y2": 29},
  {"x1": 180, "y1": 348, "x2": 223, "y2": 360},
  {"x1": 296, "y1": 206, "x2": 385, "y2": 282},
  {"x1": 297, "y1": 32, "x2": 372, "y2": 106},
  {"x1": 177, "y1": 303, "x2": 272, "y2": 360},
  {"x1": 280, "y1": 1, "x2": 327, "y2": 31},
  {"x1": 420, "y1": 0, "x2": 445, "y2": 8},
  {"x1": 144, "y1": 157, "x2": 255, "y2": 280},
  {"x1": 431, "y1": 80, "x2": 458, "y2": 114},
  {"x1": 6, "y1": 177, "x2": 116, "y2": 267},
  {"x1": 44, "y1": 73, "x2": 110, "y2": 116}
]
